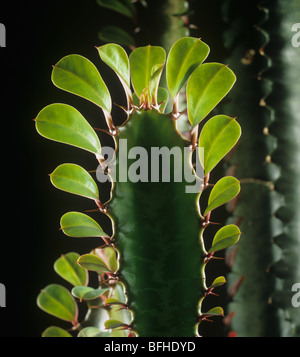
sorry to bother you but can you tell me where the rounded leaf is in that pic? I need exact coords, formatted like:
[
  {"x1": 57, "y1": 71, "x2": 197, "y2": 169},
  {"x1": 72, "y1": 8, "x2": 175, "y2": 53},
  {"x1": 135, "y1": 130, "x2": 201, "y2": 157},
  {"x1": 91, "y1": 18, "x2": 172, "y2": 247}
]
[
  {"x1": 205, "y1": 306, "x2": 224, "y2": 317},
  {"x1": 129, "y1": 45, "x2": 166, "y2": 98},
  {"x1": 104, "y1": 319, "x2": 127, "y2": 330},
  {"x1": 35, "y1": 103, "x2": 101, "y2": 156},
  {"x1": 72, "y1": 286, "x2": 108, "y2": 301},
  {"x1": 52, "y1": 54, "x2": 111, "y2": 113},
  {"x1": 78, "y1": 327, "x2": 110, "y2": 337},
  {"x1": 42, "y1": 326, "x2": 72, "y2": 337},
  {"x1": 98, "y1": 43, "x2": 130, "y2": 90},
  {"x1": 187, "y1": 63, "x2": 236, "y2": 126},
  {"x1": 50, "y1": 163, "x2": 99, "y2": 201},
  {"x1": 204, "y1": 176, "x2": 240, "y2": 215},
  {"x1": 37, "y1": 284, "x2": 78, "y2": 323},
  {"x1": 77, "y1": 254, "x2": 111, "y2": 274},
  {"x1": 60, "y1": 211, "x2": 108, "y2": 238},
  {"x1": 199, "y1": 115, "x2": 241, "y2": 175},
  {"x1": 209, "y1": 276, "x2": 226, "y2": 289},
  {"x1": 166, "y1": 37, "x2": 210, "y2": 98},
  {"x1": 54, "y1": 252, "x2": 88, "y2": 287},
  {"x1": 208, "y1": 224, "x2": 241, "y2": 253}
]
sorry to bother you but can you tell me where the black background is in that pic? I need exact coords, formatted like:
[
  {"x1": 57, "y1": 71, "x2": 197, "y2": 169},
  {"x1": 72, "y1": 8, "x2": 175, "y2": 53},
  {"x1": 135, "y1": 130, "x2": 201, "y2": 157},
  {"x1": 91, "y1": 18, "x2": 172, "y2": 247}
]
[{"x1": 0, "y1": 0, "x2": 227, "y2": 337}]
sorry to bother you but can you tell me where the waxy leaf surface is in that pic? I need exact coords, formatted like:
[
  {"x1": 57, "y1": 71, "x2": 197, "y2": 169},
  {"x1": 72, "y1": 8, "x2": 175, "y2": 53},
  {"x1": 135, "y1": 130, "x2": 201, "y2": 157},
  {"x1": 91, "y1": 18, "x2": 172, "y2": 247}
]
[
  {"x1": 199, "y1": 115, "x2": 241, "y2": 175},
  {"x1": 52, "y1": 54, "x2": 111, "y2": 114},
  {"x1": 204, "y1": 176, "x2": 240, "y2": 215},
  {"x1": 129, "y1": 45, "x2": 166, "y2": 98},
  {"x1": 208, "y1": 224, "x2": 241, "y2": 253},
  {"x1": 54, "y1": 252, "x2": 88, "y2": 287},
  {"x1": 60, "y1": 211, "x2": 108, "y2": 238},
  {"x1": 77, "y1": 254, "x2": 111, "y2": 274},
  {"x1": 50, "y1": 163, "x2": 99, "y2": 201},
  {"x1": 72, "y1": 286, "x2": 107, "y2": 301},
  {"x1": 35, "y1": 103, "x2": 101, "y2": 156},
  {"x1": 42, "y1": 326, "x2": 72, "y2": 337},
  {"x1": 37, "y1": 284, "x2": 78, "y2": 323},
  {"x1": 187, "y1": 63, "x2": 236, "y2": 126},
  {"x1": 166, "y1": 37, "x2": 210, "y2": 99}
]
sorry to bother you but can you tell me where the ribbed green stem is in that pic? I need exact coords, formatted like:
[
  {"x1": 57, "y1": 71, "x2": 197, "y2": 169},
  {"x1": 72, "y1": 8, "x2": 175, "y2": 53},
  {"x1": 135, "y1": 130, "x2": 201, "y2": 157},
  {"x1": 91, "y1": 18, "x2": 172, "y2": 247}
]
[
  {"x1": 221, "y1": 0, "x2": 300, "y2": 337},
  {"x1": 109, "y1": 109, "x2": 203, "y2": 337}
]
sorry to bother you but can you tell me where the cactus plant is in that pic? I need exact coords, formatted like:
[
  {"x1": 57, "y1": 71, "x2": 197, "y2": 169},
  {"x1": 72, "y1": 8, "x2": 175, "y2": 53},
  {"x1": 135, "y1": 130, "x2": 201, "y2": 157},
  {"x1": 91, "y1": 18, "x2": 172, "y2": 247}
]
[
  {"x1": 35, "y1": 36, "x2": 241, "y2": 337},
  {"x1": 219, "y1": 0, "x2": 300, "y2": 337}
]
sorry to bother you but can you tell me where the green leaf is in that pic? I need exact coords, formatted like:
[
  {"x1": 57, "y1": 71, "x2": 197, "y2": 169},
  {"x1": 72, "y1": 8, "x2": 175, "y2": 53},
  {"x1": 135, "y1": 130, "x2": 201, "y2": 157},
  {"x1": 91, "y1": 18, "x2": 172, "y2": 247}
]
[
  {"x1": 97, "y1": 43, "x2": 132, "y2": 105},
  {"x1": 204, "y1": 176, "x2": 240, "y2": 215},
  {"x1": 208, "y1": 224, "x2": 241, "y2": 253},
  {"x1": 95, "y1": 246, "x2": 119, "y2": 273},
  {"x1": 106, "y1": 298, "x2": 123, "y2": 305},
  {"x1": 104, "y1": 319, "x2": 127, "y2": 330},
  {"x1": 149, "y1": 63, "x2": 165, "y2": 106},
  {"x1": 60, "y1": 211, "x2": 108, "y2": 238},
  {"x1": 72, "y1": 286, "x2": 108, "y2": 301},
  {"x1": 199, "y1": 115, "x2": 241, "y2": 175},
  {"x1": 37, "y1": 284, "x2": 78, "y2": 323},
  {"x1": 187, "y1": 63, "x2": 236, "y2": 126},
  {"x1": 77, "y1": 254, "x2": 111, "y2": 274},
  {"x1": 157, "y1": 87, "x2": 169, "y2": 112},
  {"x1": 54, "y1": 252, "x2": 88, "y2": 287},
  {"x1": 209, "y1": 276, "x2": 226, "y2": 289},
  {"x1": 129, "y1": 45, "x2": 166, "y2": 98},
  {"x1": 166, "y1": 37, "x2": 210, "y2": 99},
  {"x1": 98, "y1": 26, "x2": 136, "y2": 48},
  {"x1": 97, "y1": 0, "x2": 136, "y2": 18},
  {"x1": 35, "y1": 103, "x2": 101, "y2": 156},
  {"x1": 50, "y1": 163, "x2": 99, "y2": 201},
  {"x1": 204, "y1": 306, "x2": 224, "y2": 316},
  {"x1": 78, "y1": 327, "x2": 110, "y2": 337},
  {"x1": 42, "y1": 326, "x2": 72, "y2": 337},
  {"x1": 52, "y1": 54, "x2": 111, "y2": 114}
]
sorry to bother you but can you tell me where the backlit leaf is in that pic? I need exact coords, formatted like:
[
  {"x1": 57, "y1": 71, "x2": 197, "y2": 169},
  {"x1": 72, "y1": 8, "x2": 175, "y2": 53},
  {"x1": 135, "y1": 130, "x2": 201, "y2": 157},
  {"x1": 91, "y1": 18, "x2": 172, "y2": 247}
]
[
  {"x1": 209, "y1": 276, "x2": 226, "y2": 289},
  {"x1": 204, "y1": 176, "x2": 240, "y2": 215},
  {"x1": 187, "y1": 63, "x2": 236, "y2": 126},
  {"x1": 208, "y1": 224, "x2": 241, "y2": 253},
  {"x1": 129, "y1": 45, "x2": 166, "y2": 98},
  {"x1": 97, "y1": 43, "x2": 131, "y2": 102},
  {"x1": 104, "y1": 319, "x2": 127, "y2": 330},
  {"x1": 205, "y1": 306, "x2": 224, "y2": 316},
  {"x1": 60, "y1": 211, "x2": 108, "y2": 238},
  {"x1": 50, "y1": 163, "x2": 99, "y2": 201},
  {"x1": 52, "y1": 54, "x2": 111, "y2": 114},
  {"x1": 54, "y1": 252, "x2": 88, "y2": 287},
  {"x1": 42, "y1": 326, "x2": 72, "y2": 337},
  {"x1": 35, "y1": 103, "x2": 101, "y2": 156},
  {"x1": 166, "y1": 37, "x2": 210, "y2": 99},
  {"x1": 199, "y1": 115, "x2": 241, "y2": 175},
  {"x1": 37, "y1": 284, "x2": 78, "y2": 323},
  {"x1": 77, "y1": 254, "x2": 111, "y2": 274},
  {"x1": 72, "y1": 286, "x2": 108, "y2": 301}
]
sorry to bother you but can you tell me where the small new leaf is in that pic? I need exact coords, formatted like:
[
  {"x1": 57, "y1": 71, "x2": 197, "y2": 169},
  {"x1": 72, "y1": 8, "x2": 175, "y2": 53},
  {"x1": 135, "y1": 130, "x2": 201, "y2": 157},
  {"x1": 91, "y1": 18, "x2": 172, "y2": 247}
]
[
  {"x1": 204, "y1": 176, "x2": 240, "y2": 215},
  {"x1": 208, "y1": 224, "x2": 241, "y2": 253}
]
